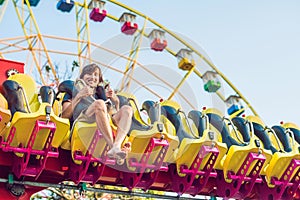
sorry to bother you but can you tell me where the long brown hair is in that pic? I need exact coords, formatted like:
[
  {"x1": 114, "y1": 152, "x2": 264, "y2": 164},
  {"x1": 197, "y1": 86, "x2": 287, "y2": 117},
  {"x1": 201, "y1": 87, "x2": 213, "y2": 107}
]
[{"x1": 79, "y1": 63, "x2": 103, "y2": 83}]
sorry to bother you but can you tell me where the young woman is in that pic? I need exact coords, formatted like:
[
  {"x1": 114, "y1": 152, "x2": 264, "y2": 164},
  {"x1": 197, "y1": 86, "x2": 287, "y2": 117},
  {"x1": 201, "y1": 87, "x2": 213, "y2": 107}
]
[{"x1": 62, "y1": 63, "x2": 132, "y2": 163}]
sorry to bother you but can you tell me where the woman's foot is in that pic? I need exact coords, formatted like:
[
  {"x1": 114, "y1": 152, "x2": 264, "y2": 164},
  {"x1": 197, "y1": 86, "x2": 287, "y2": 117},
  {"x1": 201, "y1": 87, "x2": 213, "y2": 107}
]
[
  {"x1": 107, "y1": 146, "x2": 127, "y2": 159},
  {"x1": 115, "y1": 142, "x2": 131, "y2": 165}
]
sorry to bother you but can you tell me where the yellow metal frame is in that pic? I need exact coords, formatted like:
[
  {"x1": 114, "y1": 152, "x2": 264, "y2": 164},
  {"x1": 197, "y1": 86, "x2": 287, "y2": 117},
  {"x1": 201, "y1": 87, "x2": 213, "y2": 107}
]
[
  {"x1": 12, "y1": 0, "x2": 58, "y2": 85},
  {"x1": 0, "y1": 0, "x2": 9, "y2": 25},
  {"x1": 75, "y1": 0, "x2": 91, "y2": 70}
]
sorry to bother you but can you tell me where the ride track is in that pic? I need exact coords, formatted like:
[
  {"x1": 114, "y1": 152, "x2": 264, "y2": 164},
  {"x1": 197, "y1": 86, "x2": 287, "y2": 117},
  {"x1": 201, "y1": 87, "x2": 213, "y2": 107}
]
[{"x1": 0, "y1": 0, "x2": 300, "y2": 200}]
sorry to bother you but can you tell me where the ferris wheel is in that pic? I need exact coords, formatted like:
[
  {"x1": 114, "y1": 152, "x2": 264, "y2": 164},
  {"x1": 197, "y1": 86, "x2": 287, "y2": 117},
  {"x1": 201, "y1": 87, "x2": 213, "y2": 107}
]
[{"x1": 0, "y1": 0, "x2": 259, "y2": 120}]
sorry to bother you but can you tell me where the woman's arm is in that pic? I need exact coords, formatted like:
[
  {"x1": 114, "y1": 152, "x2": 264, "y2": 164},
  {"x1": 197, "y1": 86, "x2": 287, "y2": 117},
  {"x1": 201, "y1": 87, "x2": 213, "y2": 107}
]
[
  {"x1": 111, "y1": 94, "x2": 120, "y2": 111},
  {"x1": 61, "y1": 86, "x2": 93, "y2": 118}
]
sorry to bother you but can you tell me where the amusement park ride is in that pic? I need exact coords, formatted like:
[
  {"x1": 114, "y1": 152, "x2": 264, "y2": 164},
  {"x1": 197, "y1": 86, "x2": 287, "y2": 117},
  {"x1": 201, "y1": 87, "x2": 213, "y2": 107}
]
[{"x1": 0, "y1": 0, "x2": 300, "y2": 199}]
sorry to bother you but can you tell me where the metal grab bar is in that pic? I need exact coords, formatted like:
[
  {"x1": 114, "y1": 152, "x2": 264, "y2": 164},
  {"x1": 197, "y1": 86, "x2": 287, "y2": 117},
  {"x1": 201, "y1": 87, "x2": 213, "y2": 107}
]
[
  {"x1": 266, "y1": 127, "x2": 284, "y2": 153},
  {"x1": 177, "y1": 109, "x2": 199, "y2": 139},
  {"x1": 223, "y1": 117, "x2": 249, "y2": 145},
  {"x1": 127, "y1": 97, "x2": 151, "y2": 127}
]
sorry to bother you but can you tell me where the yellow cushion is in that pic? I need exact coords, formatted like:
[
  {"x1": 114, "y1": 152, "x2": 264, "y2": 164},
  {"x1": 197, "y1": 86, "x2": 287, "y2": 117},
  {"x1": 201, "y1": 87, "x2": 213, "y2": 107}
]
[{"x1": 8, "y1": 74, "x2": 38, "y2": 106}]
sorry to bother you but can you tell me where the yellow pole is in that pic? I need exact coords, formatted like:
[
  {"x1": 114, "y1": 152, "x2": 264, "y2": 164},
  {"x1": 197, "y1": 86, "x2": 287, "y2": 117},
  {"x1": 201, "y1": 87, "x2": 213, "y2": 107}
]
[
  {"x1": 84, "y1": 0, "x2": 91, "y2": 64},
  {"x1": 12, "y1": 0, "x2": 46, "y2": 85},
  {"x1": 168, "y1": 67, "x2": 195, "y2": 100},
  {"x1": 23, "y1": 0, "x2": 59, "y2": 85},
  {"x1": 120, "y1": 17, "x2": 148, "y2": 92},
  {"x1": 75, "y1": 3, "x2": 82, "y2": 69},
  {"x1": 75, "y1": 0, "x2": 91, "y2": 71}
]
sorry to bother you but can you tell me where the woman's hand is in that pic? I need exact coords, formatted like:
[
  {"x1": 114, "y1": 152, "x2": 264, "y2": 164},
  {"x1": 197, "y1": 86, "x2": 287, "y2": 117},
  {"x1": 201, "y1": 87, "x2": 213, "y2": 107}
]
[
  {"x1": 75, "y1": 86, "x2": 93, "y2": 100},
  {"x1": 106, "y1": 89, "x2": 118, "y2": 102},
  {"x1": 105, "y1": 85, "x2": 119, "y2": 111}
]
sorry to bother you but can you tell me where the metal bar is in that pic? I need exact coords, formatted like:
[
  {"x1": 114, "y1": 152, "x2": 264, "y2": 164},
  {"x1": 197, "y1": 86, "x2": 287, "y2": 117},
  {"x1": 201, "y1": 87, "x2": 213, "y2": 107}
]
[
  {"x1": 120, "y1": 17, "x2": 148, "y2": 92},
  {"x1": 168, "y1": 67, "x2": 195, "y2": 100},
  {"x1": 0, "y1": 178, "x2": 203, "y2": 199},
  {"x1": 11, "y1": 0, "x2": 46, "y2": 85},
  {"x1": 23, "y1": 0, "x2": 59, "y2": 84},
  {"x1": 3, "y1": 147, "x2": 58, "y2": 157},
  {"x1": 75, "y1": 0, "x2": 91, "y2": 70},
  {"x1": 180, "y1": 145, "x2": 219, "y2": 176}
]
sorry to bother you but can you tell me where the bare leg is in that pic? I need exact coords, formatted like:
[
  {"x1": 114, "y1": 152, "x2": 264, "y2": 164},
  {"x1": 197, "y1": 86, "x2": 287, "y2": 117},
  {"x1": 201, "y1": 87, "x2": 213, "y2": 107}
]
[
  {"x1": 85, "y1": 100, "x2": 114, "y2": 148},
  {"x1": 112, "y1": 105, "x2": 133, "y2": 147},
  {"x1": 107, "y1": 105, "x2": 133, "y2": 159}
]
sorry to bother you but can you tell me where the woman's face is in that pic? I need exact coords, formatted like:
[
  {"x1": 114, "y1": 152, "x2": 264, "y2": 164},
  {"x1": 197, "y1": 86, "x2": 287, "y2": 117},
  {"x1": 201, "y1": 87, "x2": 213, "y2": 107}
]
[
  {"x1": 105, "y1": 84, "x2": 113, "y2": 98},
  {"x1": 82, "y1": 68, "x2": 100, "y2": 88}
]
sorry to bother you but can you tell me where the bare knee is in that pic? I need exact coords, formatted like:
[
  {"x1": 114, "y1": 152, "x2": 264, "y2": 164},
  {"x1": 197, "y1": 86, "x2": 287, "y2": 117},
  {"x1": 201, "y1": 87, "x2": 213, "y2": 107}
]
[
  {"x1": 93, "y1": 100, "x2": 107, "y2": 114},
  {"x1": 120, "y1": 105, "x2": 133, "y2": 118}
]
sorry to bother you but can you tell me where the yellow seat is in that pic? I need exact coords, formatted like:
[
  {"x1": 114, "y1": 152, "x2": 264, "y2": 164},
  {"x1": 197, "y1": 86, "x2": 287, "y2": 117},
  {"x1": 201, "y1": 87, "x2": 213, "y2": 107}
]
[
  {"x1": 117, "y1": 92, "x2": 149, "y2": 127},
  {"x1": 0, "y1": 93, "x2": 11, "y2": 136},
  {"x1": 159, "y1": 102, "x2": 227, "y2": 176},
  {"x1": 283, "y1": 122, "x2": 300, "y2": 131},
  {"x1": 202, "y1": 108, "x2": 233, "y2": 170},
  {"x1": 264, "y1": 151, "x2": 300, "y2": 187},
  {"x1": 71, "y1": 121, "x2": 108, "y2": 165},
  {"x1": 222, "y1": 144, "x2": 266, "y2": 182},
  {"x1": 175, "y1": 132, "x2": 226, "y2": 177},
  {"x1": 127, "y1": 121, "x2": 179, "y2": 171},
  {"x1": 283, "y1": 122, "x2": 300, "y2": 145},
  {"x1": 8, "y1": 73, "x2": 39, "y2": 112},
  {"x1": 160, "y1": 100, "x2": 196, "y2": 139},
  {"x1": 3, "y1": 103, "x2": 70, "y2": 157},
  {"x1": 204, "y1": 111, "x2": 272, "y2": 182},
  {"x1": 99, "y1": 96, "x2": 179, "y2": 170},
  {"x1": 244, "y1": 115, "x2": 274, "y2": 175},
  {"x1": 263, "y1": 123, "x2": 300, "y2": 188}
]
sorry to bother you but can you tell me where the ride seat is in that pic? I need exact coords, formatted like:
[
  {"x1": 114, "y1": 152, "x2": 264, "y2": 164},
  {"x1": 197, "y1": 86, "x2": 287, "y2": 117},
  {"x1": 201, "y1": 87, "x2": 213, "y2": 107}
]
[
  {"x1": 7, "y1": 73, "x2": 40, "y2": 113},
  {"x1": 159, "y1": 100, "x2": 197, "y2": 143},
  {"x1": 283, "y1": 122, "x2": 300, "y2": 145},
  {"x1": 271, "y1": 125, "x2": 292, "y2": 153},
  {"x1": 188, "y1": 110, "x2": 207, "y2": 138},
  {"x1": 2, "y1": 75, "x2": 70, "y2": 152},
  {"x1": 205, "y1": 108, "x2": 243, "y2": 148},
  {"x1": 0, "y1": 93, "x2": 11, "y2": 136},
  {"x1": 231, "y1": 117, "x2": 251, "y2": 143}
]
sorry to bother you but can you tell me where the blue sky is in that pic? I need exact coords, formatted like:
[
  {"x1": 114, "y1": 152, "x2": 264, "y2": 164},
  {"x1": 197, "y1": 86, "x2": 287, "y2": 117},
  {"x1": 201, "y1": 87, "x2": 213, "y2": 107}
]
[{"x1": 1, "y1": 0, "x2": 300, "y2": 127}]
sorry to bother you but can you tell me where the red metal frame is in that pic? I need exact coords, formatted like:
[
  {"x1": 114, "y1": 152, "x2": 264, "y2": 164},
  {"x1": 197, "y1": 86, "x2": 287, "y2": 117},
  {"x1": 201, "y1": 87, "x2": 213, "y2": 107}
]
[
  {"x1": 2, "y1": 120, "x2": 57, "y2": 179},
  {"x1": 121, "y1": 137, "x2": 169, "y2": 190},
  {"x1": 68, "y1": 130, "x2": 115, "y2": 185},
  {"x1": 256, "y1": 158, "x2": 300, "y2": 200},
  {"x1": 182, "y1": 145, "x2": 219, "y2": 196},
  {"x1": 215, "y1": 152, "x2": 266, "y2": 199}
]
